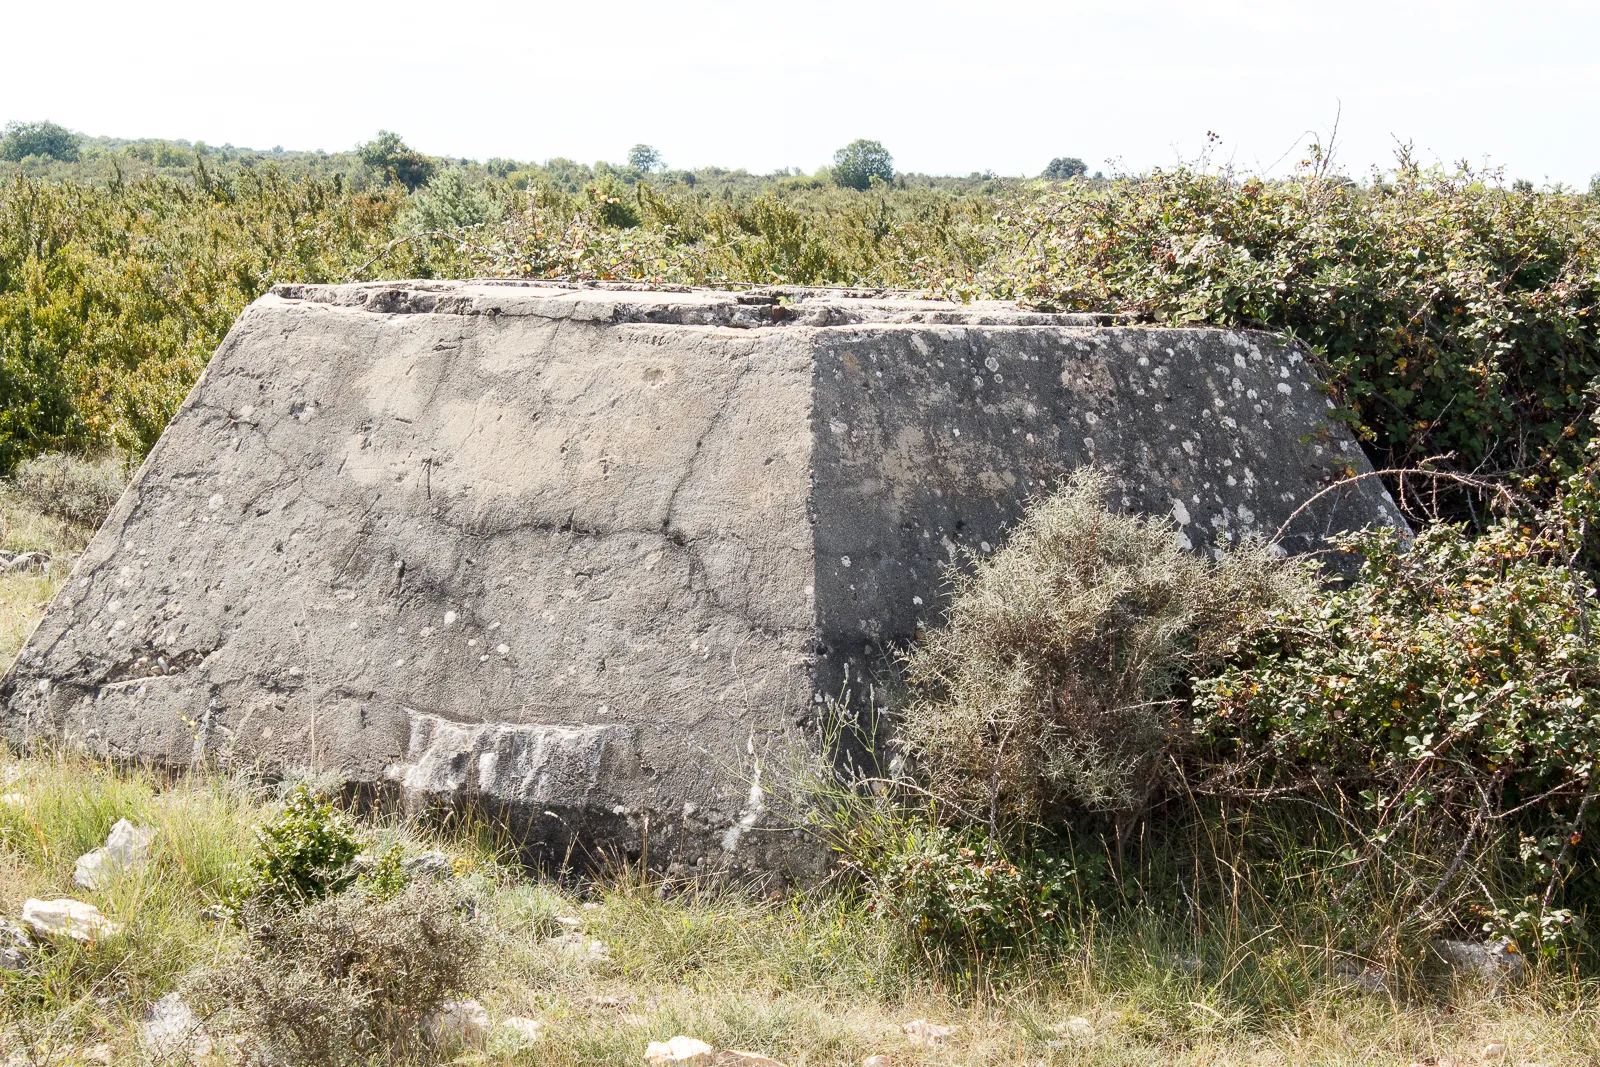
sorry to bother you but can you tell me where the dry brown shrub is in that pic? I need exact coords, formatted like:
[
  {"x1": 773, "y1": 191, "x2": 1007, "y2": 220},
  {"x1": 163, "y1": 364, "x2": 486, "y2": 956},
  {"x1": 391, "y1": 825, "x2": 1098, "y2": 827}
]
[
  {"x1": 186, "y1": 881, "x2": 482, "y2": 1065},
  {"x1": 9, "y1": 452, "x2": 127, "y2": 528},
  {"x1": 901, "y1": 468, "x2": 1313, "y2": 827}
]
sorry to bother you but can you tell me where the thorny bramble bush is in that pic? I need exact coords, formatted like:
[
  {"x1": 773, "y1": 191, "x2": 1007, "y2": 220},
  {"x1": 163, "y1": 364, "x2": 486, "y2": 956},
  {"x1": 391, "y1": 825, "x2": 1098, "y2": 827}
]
[{"x1": 1194, "y1": 429, "x2": 1600, "y2": 953}]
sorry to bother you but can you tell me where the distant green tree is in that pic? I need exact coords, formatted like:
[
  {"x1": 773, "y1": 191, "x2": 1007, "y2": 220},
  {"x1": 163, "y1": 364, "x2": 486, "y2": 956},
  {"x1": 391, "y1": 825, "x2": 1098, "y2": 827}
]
[
  {"x1": 627, "y1": 144, "x2": 664, "y2": 172},
  {"x1": 0, "y1": 121, "x2": 81, "y2": 162},
  {"x1": 357, "y1": 131, "x2": 437, "y2": 191},
  {"x1": 831, "y1": 139, "x2": 893, "y2": 190},
  {"x1": 1590, "y1": 173, "x2": 1600, "y2": 198},
  {"x1": 1513, "y1": 178, "x2": 1534, "y2": 193},
  {"x1": 1041, "y1": 157, "x2": 1087, "y2": 179},
  {"x1": 402, "y1": 169, "x2": 498, "y2": 231}
]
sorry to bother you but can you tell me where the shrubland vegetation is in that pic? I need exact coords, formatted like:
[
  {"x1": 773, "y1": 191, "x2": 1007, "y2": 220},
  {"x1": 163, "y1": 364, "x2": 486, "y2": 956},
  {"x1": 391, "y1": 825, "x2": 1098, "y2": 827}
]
[{"x1": 3, "y1": 124, "x2": 1600, "y2": 1062}]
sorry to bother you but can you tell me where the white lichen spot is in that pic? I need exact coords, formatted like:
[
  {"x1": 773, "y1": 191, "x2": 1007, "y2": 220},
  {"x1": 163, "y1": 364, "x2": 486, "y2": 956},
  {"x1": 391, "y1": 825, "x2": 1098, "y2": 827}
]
[{"x1": 721, "y1": 760, "x2": 764, "y2": 853}]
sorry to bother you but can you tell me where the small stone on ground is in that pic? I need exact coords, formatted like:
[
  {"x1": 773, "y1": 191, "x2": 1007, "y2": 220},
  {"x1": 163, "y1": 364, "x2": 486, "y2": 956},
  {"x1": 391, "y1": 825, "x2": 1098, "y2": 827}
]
[
  {"x1": 142, "y1": 993, "x2": 212, "y2": 1060},
  {"x1": 0, "y1": 918, "x2": 32, "y2": 971},
  {"x1": 22, "y1": 898, "x2": 121, "y2": 942},
  {"x1": 645, "y1": 1035, "x2": 715, "y2": 1064},
  {"x1": 73, "y1": 818, "x2": 156, "y2": 890},
  {"x1": 903, "y1": 1019, "x2": 956, "y2": 1045}
]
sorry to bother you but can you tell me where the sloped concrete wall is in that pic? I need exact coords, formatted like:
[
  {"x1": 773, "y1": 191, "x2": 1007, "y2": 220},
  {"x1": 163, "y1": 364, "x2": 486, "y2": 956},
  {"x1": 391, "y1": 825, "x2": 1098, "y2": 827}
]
[{"x1": 1, "y1": 282, "x2": 1402, "y2": 875}]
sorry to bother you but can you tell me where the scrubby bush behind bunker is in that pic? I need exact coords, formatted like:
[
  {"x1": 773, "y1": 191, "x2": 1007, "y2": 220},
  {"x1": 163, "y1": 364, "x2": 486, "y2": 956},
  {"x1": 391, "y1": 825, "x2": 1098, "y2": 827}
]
[{"x1": 901, "y1": 468, "x2": 1312, "y2": 824}]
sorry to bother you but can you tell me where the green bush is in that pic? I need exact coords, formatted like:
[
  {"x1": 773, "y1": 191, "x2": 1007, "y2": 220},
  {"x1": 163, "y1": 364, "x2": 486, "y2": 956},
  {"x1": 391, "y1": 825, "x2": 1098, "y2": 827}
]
[
  {"x1": 235, "y1": 784, "x2": 361, "y2": 906},
  {"x1": 400, "y1": 168, "x2": 500, "y2": 233},
  {"x1": 900, "y1": 468, "x2": 1310, "y2": 825},
  {"x1": 1194, "y1": 441, "x2": 1600, "y2": 950},
  {"x1": 968, "y1": 155, "x2": 1600, "y2": 505},
  {"x1": 587, "y1": 175, "x2": 642, "y2": 229},
  {"x1": 864, "y1": 823, "x2": 1081, "y2": 955}
]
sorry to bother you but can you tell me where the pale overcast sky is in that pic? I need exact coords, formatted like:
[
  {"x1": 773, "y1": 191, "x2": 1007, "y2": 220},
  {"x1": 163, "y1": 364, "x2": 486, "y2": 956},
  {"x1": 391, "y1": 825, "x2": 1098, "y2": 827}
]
[{"x1": 5, "y1": 0, "x2": 1596, "y2": 185}]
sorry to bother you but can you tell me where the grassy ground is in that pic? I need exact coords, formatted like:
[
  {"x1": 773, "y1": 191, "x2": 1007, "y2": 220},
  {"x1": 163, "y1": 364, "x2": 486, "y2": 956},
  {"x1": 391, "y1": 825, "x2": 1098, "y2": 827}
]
[
  {"x1": 1, "y1": 495, "x2": 1598, "y2": 1066},
  {"x1": 0, "y1": 748, "x2": 1591, "y2": 1066},
  {"x1": 3, "y1": 759, "x2": 1599, "y2": 1066},
  {"x1": 0, "y1": 489, "x2": 90, "y2": 668}
]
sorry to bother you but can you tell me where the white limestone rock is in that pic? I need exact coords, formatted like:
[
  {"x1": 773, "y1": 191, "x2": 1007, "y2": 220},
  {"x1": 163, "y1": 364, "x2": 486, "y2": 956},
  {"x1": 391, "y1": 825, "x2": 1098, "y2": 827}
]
[
  {"x1": 644, "y1": 1036, "x2": 715, "y2": 1064},
  {"x1": 142, "y1": 993, "x2": 212, "y2": 1060},
  {"x1": 21, "y1": 898, "x2": 121, "y2": 942},
  {"x1": 73, "y1": 818, "x2": 155, "y2": 890}
]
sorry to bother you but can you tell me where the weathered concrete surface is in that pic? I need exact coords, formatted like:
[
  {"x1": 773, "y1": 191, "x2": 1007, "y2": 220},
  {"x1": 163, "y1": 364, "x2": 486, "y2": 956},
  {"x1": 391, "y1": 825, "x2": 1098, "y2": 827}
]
[{"x1": 2, "y1": 281, "x2": 1402, "y2": 874}]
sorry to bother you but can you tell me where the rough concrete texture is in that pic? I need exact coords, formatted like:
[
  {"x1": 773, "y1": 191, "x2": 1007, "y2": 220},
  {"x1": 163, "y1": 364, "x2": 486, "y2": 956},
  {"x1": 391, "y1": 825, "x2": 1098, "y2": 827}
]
[{"x1": 2, "y1": 281, "x2": 1402, "y2": 874}]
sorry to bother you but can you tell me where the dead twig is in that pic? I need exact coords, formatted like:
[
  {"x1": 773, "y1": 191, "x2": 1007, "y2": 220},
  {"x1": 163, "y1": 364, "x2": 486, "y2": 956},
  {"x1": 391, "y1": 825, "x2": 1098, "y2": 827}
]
[{"x1": 1272, "y1": 460, "x2": 1514, "y2": 546}]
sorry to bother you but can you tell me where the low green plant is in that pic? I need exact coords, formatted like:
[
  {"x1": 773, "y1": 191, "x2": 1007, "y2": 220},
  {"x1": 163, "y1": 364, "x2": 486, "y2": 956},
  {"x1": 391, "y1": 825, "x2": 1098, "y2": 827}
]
[
  {"x1": 355, "y1": 842, "x2": 411, "y2": 903},
  {"x1": 235, "y1": 784, "x2": 361, "y2": 906},
  {"x1": 864, "y1": 823, "x2": 1081, "y2": 956}
]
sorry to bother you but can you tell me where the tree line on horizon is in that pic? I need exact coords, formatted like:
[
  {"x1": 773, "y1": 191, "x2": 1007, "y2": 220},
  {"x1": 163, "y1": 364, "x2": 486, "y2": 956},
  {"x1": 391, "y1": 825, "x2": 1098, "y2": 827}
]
[{"x1": 2, "y1": 119, "x2": 1115, "y2": 190}]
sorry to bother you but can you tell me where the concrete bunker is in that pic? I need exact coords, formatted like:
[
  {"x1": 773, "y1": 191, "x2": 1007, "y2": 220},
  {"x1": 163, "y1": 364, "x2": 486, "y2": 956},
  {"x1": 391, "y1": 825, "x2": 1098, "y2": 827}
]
[{"x1": 2, "y1": 281, "x2": 1403, "y2": 874}]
